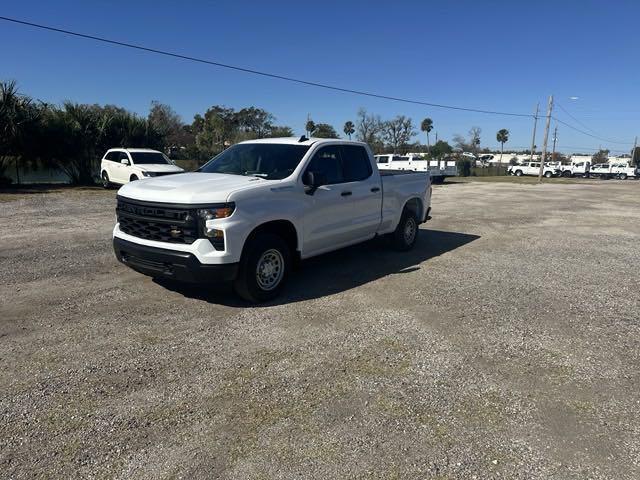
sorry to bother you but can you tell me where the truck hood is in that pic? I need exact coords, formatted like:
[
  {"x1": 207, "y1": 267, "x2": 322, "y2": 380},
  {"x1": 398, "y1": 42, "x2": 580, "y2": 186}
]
[
  {"x1": 117, "y1": 172, "x2": 264, "y2": 204},
  {"x1": 135, "y1": 164, "x2": 184, "y2": 173}
]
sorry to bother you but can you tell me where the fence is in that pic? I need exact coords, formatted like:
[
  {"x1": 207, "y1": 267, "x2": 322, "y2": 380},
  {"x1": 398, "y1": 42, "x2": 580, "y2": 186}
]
[{"x1": 469, "y1": 165, "x2": 509, "y2": 177}]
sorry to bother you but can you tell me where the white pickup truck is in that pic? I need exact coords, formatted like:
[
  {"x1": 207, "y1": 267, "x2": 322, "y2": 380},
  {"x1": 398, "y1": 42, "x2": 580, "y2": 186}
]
[
  {"x1": 591, "y1": 162, "x2": 637, "y2": 179},
  {"x1": 507, "y1": 161, "x2": 556, "y2": 178},
  {"x1": 113, "y1": 137, "x2": 432, "y2": 302}
]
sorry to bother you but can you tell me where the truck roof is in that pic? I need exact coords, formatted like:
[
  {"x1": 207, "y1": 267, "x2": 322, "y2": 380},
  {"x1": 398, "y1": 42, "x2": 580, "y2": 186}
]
[{"x1": 239, "y1": 137, "x2": 368, "y2": 147}]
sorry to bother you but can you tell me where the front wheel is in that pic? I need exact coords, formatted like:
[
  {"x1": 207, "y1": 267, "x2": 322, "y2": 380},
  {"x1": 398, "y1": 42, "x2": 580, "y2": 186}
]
[
  {"x1": 544, "y1": 171, "x2": 553, "y2": 178},
  {"x1": 563, "y1": 171, "x2": 572, "y2": 178},
  {"x1": 515, "y1": 170, "x2": 523, "y2": 177},
  {"x1": 234, "y1": 233, "x2": 291, "y2": 303},
  {"x1": 391, "y1": 209, "x2": 419, "y2": 251},
  {"x1": 101, "y1": 171, "x2": 111, "y2": 188},
  {"x1": 619, "y1": 173, "x2": 628, "y2": 180}
]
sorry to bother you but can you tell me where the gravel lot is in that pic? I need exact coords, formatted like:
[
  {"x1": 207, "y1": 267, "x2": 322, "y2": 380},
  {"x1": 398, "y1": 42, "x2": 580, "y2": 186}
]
[{"x1": 1, "y1": 180, "x2": 639, "y2": 479}]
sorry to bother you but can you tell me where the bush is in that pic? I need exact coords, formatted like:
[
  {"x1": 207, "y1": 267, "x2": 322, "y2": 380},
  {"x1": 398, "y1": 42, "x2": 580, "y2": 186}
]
[{"x1": 456, "y1": 159, "x2": 472, "y2": 176}]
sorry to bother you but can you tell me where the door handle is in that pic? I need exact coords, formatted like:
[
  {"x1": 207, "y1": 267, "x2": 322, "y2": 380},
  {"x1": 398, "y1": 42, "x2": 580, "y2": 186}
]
[
  {"x1": 371, "y1": 187, "x2": 380, "y2": 192},
  {"x1": 341, "y1": 191, "x2": 352, "y2": 197}
]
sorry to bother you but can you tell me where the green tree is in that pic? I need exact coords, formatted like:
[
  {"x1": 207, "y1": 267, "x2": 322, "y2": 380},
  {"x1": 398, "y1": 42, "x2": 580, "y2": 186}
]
[
  {"x1": 305, "y1": 119, "x2": 316, "y2": 137},
  {"x1": 343, "y1": 121, "x2": 355, "y2": 139},
  {"x1": 313, "y1": 123, "x2": 339, "y2": 138},
  {"x1": 430, "y1": 140, "x2": 453, "y2": 159},
  {"x1": 148, "y1": 101, "x2": 187, "y2": 153},
  {"x1": 0, "y1": 81, "x2": 42, "y2": 184},
  {"x1": 496, "y1": 128, "x2": 509, "y2": 163},
  {"x1": 420, "y1": 118, "x2": 433, "y2": 153},
  {"x1": 267, "y1": 125, "x2": 294, "y2": 137}
]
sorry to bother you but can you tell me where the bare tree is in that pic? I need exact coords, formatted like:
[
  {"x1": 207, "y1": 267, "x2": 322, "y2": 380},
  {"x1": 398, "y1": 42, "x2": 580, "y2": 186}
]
[
  {"x1": 355, "y1": 108, "x2": 382, "y2": 145},
  {"x1": 469, "y1": 126, "x2": 481, "y2": 154},
  {"x1": 382, "y1": 115, "x2": 416, "y2": 153}
]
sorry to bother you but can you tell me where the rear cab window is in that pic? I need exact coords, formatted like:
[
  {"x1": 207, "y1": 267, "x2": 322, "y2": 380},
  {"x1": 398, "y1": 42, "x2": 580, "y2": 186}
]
[
  {"x1": 304, "y1": 143, "x2": 372, "y2": 185},
  {"x1": 341, "y1": 145, "x2": 372, "y2": 182}
]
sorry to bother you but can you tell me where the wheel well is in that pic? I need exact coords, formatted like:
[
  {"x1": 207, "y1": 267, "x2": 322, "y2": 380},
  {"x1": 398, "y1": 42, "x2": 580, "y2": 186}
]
[
  {"x1": 130, "y1": 174, "x2": 138, "y2": 181},
  {"x1": 246, "y1": 220, "x2": 298, "y2": 255},
  {"x1": 403, "y1": 198, "x2": 423, "y2": 221}
]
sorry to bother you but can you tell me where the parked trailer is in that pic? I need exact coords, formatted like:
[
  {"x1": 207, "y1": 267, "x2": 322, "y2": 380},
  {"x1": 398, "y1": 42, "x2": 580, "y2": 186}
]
[{"x1": 375, "y1": 154, "x2": 457, "y2": 183}]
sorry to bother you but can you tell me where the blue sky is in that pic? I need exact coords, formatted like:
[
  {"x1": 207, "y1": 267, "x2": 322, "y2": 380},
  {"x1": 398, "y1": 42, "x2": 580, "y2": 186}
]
[{"x1": 1, "y1": 0, "x2": 638, "y2": 154}]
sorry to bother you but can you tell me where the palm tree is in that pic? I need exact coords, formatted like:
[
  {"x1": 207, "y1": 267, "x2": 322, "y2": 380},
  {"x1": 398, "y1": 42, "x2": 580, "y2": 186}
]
[
  {"x1": 305, "y1": 120, "x2": 315, "y2": 137},
  {"x1": 343, "y1": 121, "x2": 355, "y2": 140},
  {"x1": 0, "y1": 81, "x2": 41, "y2": 184},
  {"x1": 420, "y1": 118, "x2": 433, "y2": 154},
  {"x1": 496, "y1": 129, "x2": 509, "y2": 163}
]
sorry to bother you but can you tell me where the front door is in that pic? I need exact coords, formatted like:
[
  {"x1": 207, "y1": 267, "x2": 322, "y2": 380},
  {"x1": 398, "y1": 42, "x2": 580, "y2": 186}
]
[{"x1": 301, "y1": 145, "x2": 360, "y2": 256}]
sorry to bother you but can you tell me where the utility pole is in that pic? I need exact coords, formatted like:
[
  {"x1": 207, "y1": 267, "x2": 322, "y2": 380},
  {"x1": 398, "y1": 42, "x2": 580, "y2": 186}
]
[
  {"x1": 538, "y1": 95, "x2": 554, "y2": 182},
  {"x1": 529, "y1": 103, "x2": 539, "y2": 163},
  {"x1": 551, "y1": 125, "x2": 558, "y2": 162},
  {"x1": 631, "y1": 136, "x2": 638, "y2": 166}
]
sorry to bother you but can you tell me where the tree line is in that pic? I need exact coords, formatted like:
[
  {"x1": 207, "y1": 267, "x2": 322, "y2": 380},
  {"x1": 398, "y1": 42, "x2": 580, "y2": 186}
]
[{"x1": 2, "y1": 80, "x2": 532, "y2": 185}]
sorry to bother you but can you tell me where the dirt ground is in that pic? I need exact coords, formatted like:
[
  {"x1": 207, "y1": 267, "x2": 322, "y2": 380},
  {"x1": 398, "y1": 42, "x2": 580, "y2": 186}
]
[{"x1": 1, "y1": 180, "x2": 639, "y2": 479}]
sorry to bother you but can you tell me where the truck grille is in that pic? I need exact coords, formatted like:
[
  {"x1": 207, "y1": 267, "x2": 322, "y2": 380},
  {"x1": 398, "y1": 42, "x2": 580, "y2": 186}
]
[{"x1": 116, "y1": 197, "x2": 198, "y2": 244}]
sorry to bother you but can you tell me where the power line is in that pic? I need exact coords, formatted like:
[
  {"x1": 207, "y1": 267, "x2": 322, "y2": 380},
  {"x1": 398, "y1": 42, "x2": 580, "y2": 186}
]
[
  {"x1": 551, "y1": 116, "x2": 633, "y2": 145},
  {"x1": 554, "y1": 102, "x2": 632, "y2": 145},
  {"x1": 0, "y1": 15, "x2": 534, "y2": 118},
  {"x1": 555, "y1": 102, "x2": 602, "y2": 136}
]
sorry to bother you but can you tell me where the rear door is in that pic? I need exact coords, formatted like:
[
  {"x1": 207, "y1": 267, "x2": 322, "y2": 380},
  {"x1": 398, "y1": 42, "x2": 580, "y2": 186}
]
[{"x1": 340, "y1": 144, "x2": 381, "y2": 240}]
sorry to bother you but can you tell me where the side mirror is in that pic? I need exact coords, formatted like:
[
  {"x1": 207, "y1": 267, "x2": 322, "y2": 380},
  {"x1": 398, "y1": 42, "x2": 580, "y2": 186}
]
[
  {"x1": 303, "y1": 171, "x2": 326, "y2": 195},
  {"x1": 121, "y1": 158, "x2": 130, "y2": 165}
]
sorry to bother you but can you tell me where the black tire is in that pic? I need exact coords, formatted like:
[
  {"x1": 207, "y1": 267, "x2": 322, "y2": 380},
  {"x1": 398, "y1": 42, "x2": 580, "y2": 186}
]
[
  {"x1": 515, "y1": 170, "x2": 523, "y2": 177},
  {"x1": 619, "y1": 173, "x2": 627, "y2": 180},
  {"x1": 391, "y1": 209, "x2": 419, "y2": 252},
  {"x1": 130, "y1": 175, "x2": 139, "y2": 182},
  {"x1": 563, "y1": 171, "x2": 572, "y2": 178},
  {"x1": 233, "y1": 233, "x2": 291, "y2": 303},
  {"x1": 544, "y1": 171, "x2": 553, "y2": 178},
  {"x1": 101, "y1": 171, "x2": 111, "y2": 188}
]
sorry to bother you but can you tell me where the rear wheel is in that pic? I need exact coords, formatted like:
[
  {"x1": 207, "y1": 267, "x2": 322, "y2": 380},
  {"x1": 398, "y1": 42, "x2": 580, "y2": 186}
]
[
  {"x1": 563, "y1": 171, "x2": 572, "y2": 178},
  {"x1": 619, "y1": 173, "x2": 628, "y2": 180},
  {"x1": 101, "y1": 171, "x2": 111, "y2": 188},
  {"x1": 391, "y1": 209, "x2": 419, "y2": 252},
  {"x1": 233, "y1": 233, "x2": 291, "y2": 303}
]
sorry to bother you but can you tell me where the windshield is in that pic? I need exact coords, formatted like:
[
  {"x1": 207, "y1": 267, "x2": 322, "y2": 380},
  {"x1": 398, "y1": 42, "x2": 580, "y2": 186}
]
[
  {"x1": 199, "y1": 143, "x2": 310, "y2": 180},
  {"x1": 130, "y1": 152, "x2": 171, "y2": 165}
]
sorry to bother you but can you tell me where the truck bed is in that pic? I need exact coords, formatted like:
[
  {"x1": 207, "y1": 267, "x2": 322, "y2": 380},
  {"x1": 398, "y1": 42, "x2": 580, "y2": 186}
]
[{"x1": 379, "y1": 169, "x2": 428, "y2": 176}]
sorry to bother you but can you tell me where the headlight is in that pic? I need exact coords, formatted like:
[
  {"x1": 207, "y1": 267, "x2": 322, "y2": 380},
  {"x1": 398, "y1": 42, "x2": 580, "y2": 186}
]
[
  {"x1": 197, "y1": 204, "x2": 235, "y2": 220},
  {"x1": 197, "y1": 204, "x2": 234, "y2": 243},
  {"x1": 142, "y1": 171, "x2": 155, "y2": 177}
]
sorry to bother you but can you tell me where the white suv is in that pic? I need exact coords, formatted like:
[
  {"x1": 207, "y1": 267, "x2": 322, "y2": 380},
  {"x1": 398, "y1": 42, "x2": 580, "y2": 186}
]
[{"x1": 100, "y1": 148, "x2": 184, "y2": 188}]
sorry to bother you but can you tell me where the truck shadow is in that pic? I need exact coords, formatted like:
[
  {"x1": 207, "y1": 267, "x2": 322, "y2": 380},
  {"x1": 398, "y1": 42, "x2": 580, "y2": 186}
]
[{"x1": 155, "y1": 229, "x2": 479, "y2": 307}]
